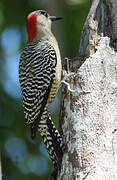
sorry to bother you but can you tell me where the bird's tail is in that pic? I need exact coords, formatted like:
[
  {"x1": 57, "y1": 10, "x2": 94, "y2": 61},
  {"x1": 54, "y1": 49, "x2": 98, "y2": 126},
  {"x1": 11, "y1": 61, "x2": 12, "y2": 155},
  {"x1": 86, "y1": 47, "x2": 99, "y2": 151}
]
[{"x1": 38, "y1": 109, "x2": 63, "y2": 170}]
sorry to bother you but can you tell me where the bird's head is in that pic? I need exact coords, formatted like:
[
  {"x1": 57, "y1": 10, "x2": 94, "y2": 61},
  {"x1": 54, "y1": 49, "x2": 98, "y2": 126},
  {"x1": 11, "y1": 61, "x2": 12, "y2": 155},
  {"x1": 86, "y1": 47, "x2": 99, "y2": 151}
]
[{"x1": 26, "y1": 10, "x2": 62, "y2": 43}]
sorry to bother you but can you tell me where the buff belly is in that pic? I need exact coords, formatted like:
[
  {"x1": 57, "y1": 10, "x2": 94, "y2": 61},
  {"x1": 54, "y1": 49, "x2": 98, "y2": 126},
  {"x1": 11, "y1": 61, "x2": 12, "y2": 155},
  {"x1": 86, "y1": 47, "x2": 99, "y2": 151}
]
[
  {"x1": 48, "y1": 79, "x2": 60, "y2": 104},
  {"x1": 47, "y1": 47, "x2": 62, "y2": 105}
]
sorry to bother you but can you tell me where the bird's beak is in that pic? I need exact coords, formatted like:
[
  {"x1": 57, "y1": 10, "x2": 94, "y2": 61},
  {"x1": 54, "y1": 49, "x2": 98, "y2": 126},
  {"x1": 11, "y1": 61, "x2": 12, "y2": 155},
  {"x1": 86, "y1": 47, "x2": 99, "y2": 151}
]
[{"x1": 50, "y1": 16, "x2": 63, "y2": 22}]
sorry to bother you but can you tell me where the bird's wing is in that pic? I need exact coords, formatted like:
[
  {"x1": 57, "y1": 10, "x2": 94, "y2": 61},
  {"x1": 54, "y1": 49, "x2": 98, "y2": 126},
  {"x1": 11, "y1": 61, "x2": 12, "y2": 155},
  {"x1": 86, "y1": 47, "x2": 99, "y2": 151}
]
[{"x1": 19, "y1": 41, "x2": 57, "y2": 125}]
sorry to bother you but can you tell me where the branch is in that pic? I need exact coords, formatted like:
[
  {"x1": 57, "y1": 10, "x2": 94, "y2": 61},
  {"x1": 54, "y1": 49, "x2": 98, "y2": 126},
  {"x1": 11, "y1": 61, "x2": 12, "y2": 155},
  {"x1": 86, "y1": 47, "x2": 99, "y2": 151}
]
[
  {"x1": 58, "y1": 0, "x2": 117, "y2": 179},
  {"x1": 79, "y1": 0, "x2": 117, "y2": 57},
  {"x1": 60, "y1": 27, "x2": 117, "y2": 180}
]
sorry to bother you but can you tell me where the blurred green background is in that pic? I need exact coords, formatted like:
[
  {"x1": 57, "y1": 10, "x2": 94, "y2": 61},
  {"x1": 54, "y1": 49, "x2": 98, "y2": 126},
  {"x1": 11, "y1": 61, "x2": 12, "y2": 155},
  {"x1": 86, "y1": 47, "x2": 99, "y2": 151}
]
[{"x1": 0, "y1": 0, "x2": 92, "y2": 179}]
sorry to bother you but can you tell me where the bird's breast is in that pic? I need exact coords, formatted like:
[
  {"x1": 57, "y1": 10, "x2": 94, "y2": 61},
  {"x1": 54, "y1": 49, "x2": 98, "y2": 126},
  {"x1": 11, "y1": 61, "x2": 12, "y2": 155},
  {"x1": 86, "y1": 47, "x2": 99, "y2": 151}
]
[
  {"x1": 48, "y1": 78, "x2": 60, "y2": 104},
  {"x1": 47, "y1": 37, "x2": 62, "y2": 104},
  {"x1": 48, "y1": 51, "x2": 61, "y2": 105}
]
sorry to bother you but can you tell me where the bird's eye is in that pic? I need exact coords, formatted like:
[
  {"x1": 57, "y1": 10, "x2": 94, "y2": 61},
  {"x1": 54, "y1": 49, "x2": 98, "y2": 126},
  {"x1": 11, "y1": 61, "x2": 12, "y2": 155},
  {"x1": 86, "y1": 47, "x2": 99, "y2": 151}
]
[{"x1": 40, "y1": 11, "x2": 48, "y2": 18}]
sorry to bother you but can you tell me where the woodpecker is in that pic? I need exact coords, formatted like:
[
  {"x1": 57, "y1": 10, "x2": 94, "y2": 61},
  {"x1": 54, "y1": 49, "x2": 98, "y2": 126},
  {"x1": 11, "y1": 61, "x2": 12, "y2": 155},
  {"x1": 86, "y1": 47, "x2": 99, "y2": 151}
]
[{"x1": 19, "y1": 10, "x2": 63, "y2": 170}]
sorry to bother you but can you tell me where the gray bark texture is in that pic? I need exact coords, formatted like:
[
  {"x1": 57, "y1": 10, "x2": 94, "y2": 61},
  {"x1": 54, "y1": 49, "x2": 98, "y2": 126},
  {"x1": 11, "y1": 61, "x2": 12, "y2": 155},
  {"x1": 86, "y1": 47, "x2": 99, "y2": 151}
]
[{"x1": 58, "y1": 0, "x2": 117, "y2": 179}]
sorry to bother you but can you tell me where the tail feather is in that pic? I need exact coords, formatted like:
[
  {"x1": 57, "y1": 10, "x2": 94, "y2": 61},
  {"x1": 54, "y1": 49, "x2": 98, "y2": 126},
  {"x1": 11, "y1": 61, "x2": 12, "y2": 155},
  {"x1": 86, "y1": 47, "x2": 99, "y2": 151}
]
[
  {"x1": 38, "y1": 109, "x2": 63, "y2": 170},
  {"x1": 31, "y1": 120, "x2": 38, "y2": 139},
  {"x1": 46, "y1": 116, "x2": 63, "y2": 169}
]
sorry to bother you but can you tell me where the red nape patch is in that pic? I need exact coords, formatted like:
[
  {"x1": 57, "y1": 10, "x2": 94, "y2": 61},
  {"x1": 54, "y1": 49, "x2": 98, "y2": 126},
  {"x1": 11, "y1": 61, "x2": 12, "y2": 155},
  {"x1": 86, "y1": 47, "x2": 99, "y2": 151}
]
[{"x1": 26, "y1": 13, "x2": 37, "y2": 42}]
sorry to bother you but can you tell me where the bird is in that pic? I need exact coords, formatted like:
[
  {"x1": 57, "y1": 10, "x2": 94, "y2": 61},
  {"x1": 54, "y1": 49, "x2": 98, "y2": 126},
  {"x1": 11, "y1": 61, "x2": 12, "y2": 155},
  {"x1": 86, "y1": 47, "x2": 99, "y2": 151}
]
[{"x1": 19, "y1": 10, "x2": 63, "y2": 171}]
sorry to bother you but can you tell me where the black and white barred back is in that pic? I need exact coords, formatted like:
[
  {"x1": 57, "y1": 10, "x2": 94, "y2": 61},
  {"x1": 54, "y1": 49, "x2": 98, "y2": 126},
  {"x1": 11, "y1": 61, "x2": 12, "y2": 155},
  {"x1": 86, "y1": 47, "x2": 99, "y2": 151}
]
[
  {"x1": 19, "y1": 40, "x2": 63, "y2": 169},
  {"x1": 19, "y1": 40, "x2": 56, "y2": 125}
]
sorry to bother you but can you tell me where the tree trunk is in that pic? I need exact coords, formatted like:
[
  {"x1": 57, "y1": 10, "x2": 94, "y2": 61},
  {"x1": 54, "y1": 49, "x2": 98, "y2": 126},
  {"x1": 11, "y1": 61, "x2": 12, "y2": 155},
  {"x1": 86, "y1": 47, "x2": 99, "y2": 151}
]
[{"x1": 58, "y1": 0, "x2": 117, "y2": 179}]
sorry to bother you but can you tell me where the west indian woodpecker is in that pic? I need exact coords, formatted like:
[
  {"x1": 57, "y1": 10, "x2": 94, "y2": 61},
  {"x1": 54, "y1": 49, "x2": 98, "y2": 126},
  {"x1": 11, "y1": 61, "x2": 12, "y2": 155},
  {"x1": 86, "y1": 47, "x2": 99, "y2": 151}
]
[{"x1": 19, "y1": 10, "x2": 63, "y2": 172}]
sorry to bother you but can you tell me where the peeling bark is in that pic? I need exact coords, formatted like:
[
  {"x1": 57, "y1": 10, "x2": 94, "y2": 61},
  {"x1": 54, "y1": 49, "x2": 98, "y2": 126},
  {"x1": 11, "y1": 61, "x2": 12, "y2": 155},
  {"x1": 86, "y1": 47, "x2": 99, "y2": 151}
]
[
  {"x1": 79, "y1": 0, "x2": 117, "y2": 57},
  {"x1": 58, "y1": 0, "x2": 117, "y2": 179}
]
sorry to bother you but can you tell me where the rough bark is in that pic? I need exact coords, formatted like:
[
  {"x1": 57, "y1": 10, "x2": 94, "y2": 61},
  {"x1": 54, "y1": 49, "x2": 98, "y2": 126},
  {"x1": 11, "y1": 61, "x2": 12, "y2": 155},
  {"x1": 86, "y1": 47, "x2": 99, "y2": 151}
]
[
  {"x1": 79, "y1": 0, "x2": 117, "y2": 57},
  {"x1": 58, "y1": 0, "x2": 117, "y2": 179}
]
